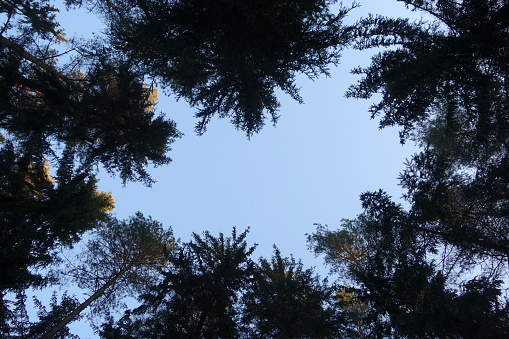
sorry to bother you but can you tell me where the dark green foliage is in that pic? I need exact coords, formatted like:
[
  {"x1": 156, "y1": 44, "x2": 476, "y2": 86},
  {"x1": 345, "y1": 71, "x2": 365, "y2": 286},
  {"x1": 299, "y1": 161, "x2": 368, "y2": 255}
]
[
  {"x1": 93, "y1": 0, "x2": 353, "y2": 136},
  {"x1": 0, "y1": 142, "x2": 114, "y2": 338},
  {"x1": 3, "y1": 291, "x2": 30, "y2": 338},
  {"x1": 348, "y1": 0, "x2": 509, "y2": 142},
  {"x1": 399, "y1": 147, "x2": 509, "y2": 261},
  {"x1": 0, "y1": 143, "x2": 114, "y2": 292},
  {"x1": 339, "y1": 3, "x2": 509, "y2": 335},
  {"x1": 0, "y1": 0, "x2": 60, "y2": 38},
  {"x1": 68, "y1": 212, "x2": 174, "y2": 316},
  {"x1": 99, "y1": 230, "x2": 348, "y2": 339},
  {"x1": 100, "y1": 228, "x2": 257, "y2": 338},
  {"x1": 309, "y1": 191, "x2": 509, "y2": 338},
  {"x1": 347, "y1": 2, "x2": 509, "y2": 260},
  {"x1": 0, "y1": 0, "x2": 179, "y2": 296},
  {"x1": 38, "y1": 213, "x2": 174, "y2": 338},
  {"x1": 0, "y1": 1, "x2": 181, "y2": 335},
  {"x1": 0, "y1": 42, "x2": 181, "y2": 185},
  {"x1": 1, "y1": 290, "x2": 81, "y2": 339},
  {"x1": 1, "y1": 0, "x2": 181, "y2": 186},
  {"x1": 30, "y1": 292, "x2": 82, "y2": 339},
  {"x1": 241, "y1": 247, "x2": 341, "y2": 338},
  {"x1": 452, "y1": 278, "x2": 509, "y2": 339},
  {"x1": 99, "y1": 311, "x2": 140, "y2": 339},
  {"x1": 0, "y1": 0, "x2": 180, "y2": 280},
  {"x1": 346, "y1": 0, "x2": 509, "y2": 263},
  {"x1": 145, "y1": 228, "x2": 256, "y2": 338}
]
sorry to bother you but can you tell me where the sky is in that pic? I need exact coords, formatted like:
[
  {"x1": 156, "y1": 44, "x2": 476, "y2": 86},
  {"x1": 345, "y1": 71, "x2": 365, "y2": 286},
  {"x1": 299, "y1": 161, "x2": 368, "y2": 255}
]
[{"x1": 40, "y1": 0, "x2": 426, "y2": 337}]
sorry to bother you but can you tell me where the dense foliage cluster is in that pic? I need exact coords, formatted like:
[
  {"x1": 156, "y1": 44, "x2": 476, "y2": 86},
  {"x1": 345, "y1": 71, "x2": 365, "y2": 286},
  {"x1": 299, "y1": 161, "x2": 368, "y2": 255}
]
[
  {"x1": 308, "y1": 0, "x2": 509, "y2": 337},
  {"x1": 99, "y1": 230, "x2": 342, "y2": 338},
  {"x1": 1, "y1": 0, "x2": 507, "y2": 338},
  {"x1": 0, "y1": 0, "x2": 178, "y2": 334},
  {"x1": 95, "y1": 0, "x2": 353, "y2": 136}
]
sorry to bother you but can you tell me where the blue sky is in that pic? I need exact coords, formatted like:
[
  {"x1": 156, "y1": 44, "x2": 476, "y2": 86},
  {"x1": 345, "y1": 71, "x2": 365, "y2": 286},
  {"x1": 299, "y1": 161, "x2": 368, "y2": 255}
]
[
  {"x1": 81, "y1": 0, "x2": 421, "y2": 272},
  {"x1": 42, "y1": 0, "x2": 425, "y2": 337}
]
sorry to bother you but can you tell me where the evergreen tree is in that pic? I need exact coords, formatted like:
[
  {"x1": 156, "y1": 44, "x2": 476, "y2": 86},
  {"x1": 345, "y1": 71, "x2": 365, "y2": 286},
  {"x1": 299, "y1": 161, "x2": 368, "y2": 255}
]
[
  {"x1": 30, "y1": 292, "x2": 82, "y2": 339},
  {"x1": 1, "y1": 290, "x2": 82, "y2": 339},
  {"x1": 241, "y1": 247, "x2": 341, "y2": 338},
  {"x1": 100, "y1": 228, "x2": 256, "y2": 338},
  {"x1": 335, "y1": 3, "x2": 509, "y2": 334},
  {"x1": 348, "y1": 0, "x2": 509, "y2": 142},
  {"x1": 308, "y1": 191, "x2": 509, "y2": 338},
  {"x1": 85, "y1": 0, "x2": 354, "y2": 136},
  {"x1": 346, "y1": 0, "x2": 509, "y2": 259},
  {"x1": 0, "y1": 143, "x2": 114, "y2": 321},
  {"x1": 42, "y1": 213, "x2": 173, "y2": 338},
  {"x1": 1, "y1": 0, "x2": 181, "y2": 184},
  {"x1": 0, "y1": 1, "x2": 179, "y2": 333}
]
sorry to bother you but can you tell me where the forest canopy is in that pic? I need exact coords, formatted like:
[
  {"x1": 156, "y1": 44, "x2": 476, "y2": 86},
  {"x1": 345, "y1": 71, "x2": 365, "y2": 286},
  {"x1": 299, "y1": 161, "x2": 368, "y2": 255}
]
[
  {"x1": 1, "y1": 0, "x2": 508, "y2": 337},
  {"x1": 88, "y1": 0, "x2": 355, "y2": 136}
]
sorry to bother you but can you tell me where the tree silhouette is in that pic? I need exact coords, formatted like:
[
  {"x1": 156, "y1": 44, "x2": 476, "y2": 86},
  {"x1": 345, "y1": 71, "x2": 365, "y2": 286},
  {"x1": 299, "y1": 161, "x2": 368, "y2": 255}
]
[
  {"x1": 309, "y1": 191, "x2": 509, "y2": 338},
  {"x1": 242, "y1": 247, "x2": 341, "y2": 338},
  {"x1": 87, "y1": 0, "x2": 355, "y2": 136},
  {"x1": 42, "y1": 213, "x2": 173, "y2": 338}
]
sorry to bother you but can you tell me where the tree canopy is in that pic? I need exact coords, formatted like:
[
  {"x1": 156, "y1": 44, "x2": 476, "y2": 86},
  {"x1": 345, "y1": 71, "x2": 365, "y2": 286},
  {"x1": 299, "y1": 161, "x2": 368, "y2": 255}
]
[
  {"x1": 347, "y1": 0, "x2": 509, "y2": 259},
  {"x1": 99, "y1": 228, "x2": 257, "y2": 338},
  {"x1": 41, "y1": 213, "x2": 174, "y2": 338},
  {"x1": 2, "y1": 0, "x2": 509, "y2": 337},
  {"x1": 308, "y1": 191, "x2": 509, "y2": 338},
  {"x1": 241, "y1": 247, "x2": 341, "y2": 338},
  {"x1": 0, "y1": 0, "x2": 178, "y2": 334},
  {"x1": 99, "y1": 230, "x2": 347, "y2": 338},
  {"x1": 308, "y1": 0, "x2": 509, "y2": 336},
  {"x1": 88, "y1": 0, "x2": 354, "y2": 136}
]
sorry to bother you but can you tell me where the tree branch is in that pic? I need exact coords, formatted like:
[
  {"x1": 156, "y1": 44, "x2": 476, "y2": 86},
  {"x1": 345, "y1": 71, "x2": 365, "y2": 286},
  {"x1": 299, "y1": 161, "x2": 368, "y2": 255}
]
[
  {"x1": 40, "y1": 253, "x2": 145, "y2": 339},
  {"x1": 0, "y1": 34, "x2": 73, "y2": 85}
]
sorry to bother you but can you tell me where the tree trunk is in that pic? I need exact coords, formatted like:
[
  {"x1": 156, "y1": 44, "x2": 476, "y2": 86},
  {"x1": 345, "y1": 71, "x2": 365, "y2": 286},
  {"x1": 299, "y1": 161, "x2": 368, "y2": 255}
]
[
  {"x1": 40, "y1": 257, "x2": 141, "y2": 339},
  {"x1": 0, "y1": 35, "x2": 72, "y2": 84}
]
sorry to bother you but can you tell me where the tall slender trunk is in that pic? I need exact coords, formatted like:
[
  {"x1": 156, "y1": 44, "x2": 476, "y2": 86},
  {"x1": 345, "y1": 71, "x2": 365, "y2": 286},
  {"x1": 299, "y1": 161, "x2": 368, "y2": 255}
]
[
  {"x1": 192, "y1": 309, "x2": 209, "y2": 339},
  {"x1": 41, "y1": 256, "x2": 141, "y2": 339},
  {"x1": 0, "y1": 35, "x2": 72, "y2": 84}
]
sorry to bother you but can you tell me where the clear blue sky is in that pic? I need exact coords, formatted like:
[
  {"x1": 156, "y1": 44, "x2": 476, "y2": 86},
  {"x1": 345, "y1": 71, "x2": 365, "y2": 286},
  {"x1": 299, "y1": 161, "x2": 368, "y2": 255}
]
[{"x1": 40, "y1": 1, "x2": 425, "y2": 337}]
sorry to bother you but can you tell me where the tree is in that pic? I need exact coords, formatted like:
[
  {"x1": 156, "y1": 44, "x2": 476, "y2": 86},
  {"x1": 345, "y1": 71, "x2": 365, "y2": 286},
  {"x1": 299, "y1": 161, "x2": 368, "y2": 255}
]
[
  {"x1": 99, "y1": 232, "x2": 348, "y2": 338},
  {"x1": 329, "y1": 2, "x2": 509, "y2": 334},
  {"x1": 0, "y1": 142, "x2": 115, "y2": 333},
  {"x1": 42, "y1": 213, "x2": 173, "y2": 338},
  {"x1": 398, "y1": 144, "x2": 509, "y2": 262},
  {"x1": 99, "y1": 228, "x2": 256, "y2": 338},
  {"x1": 308, "y1": 191, "x2": 509, "y2": 338},
  {"x1": 84, "y1": 0, "x2": 355, "y2": 137},
  {"x1": 29, "y1": 292, "x2": 83, "y2": 339},
  {"x1": 1, "y1": 290, "x2": 83, "y2": 339},
  {"x1": 1, "y1": 0, "x2": 181, "y2": 184},
  {"x1": 0, "y1": 0, "x2": 180, "y2": 330},
  {"x1": 345, "y1": 0, "x2": 509, "y2": 306},
  {"x1": 241, "y1": 247, "x2": 341, "y2": 338},
  {"x1": 348, "y1": 0, "x2": 509, "y2": 142}
]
